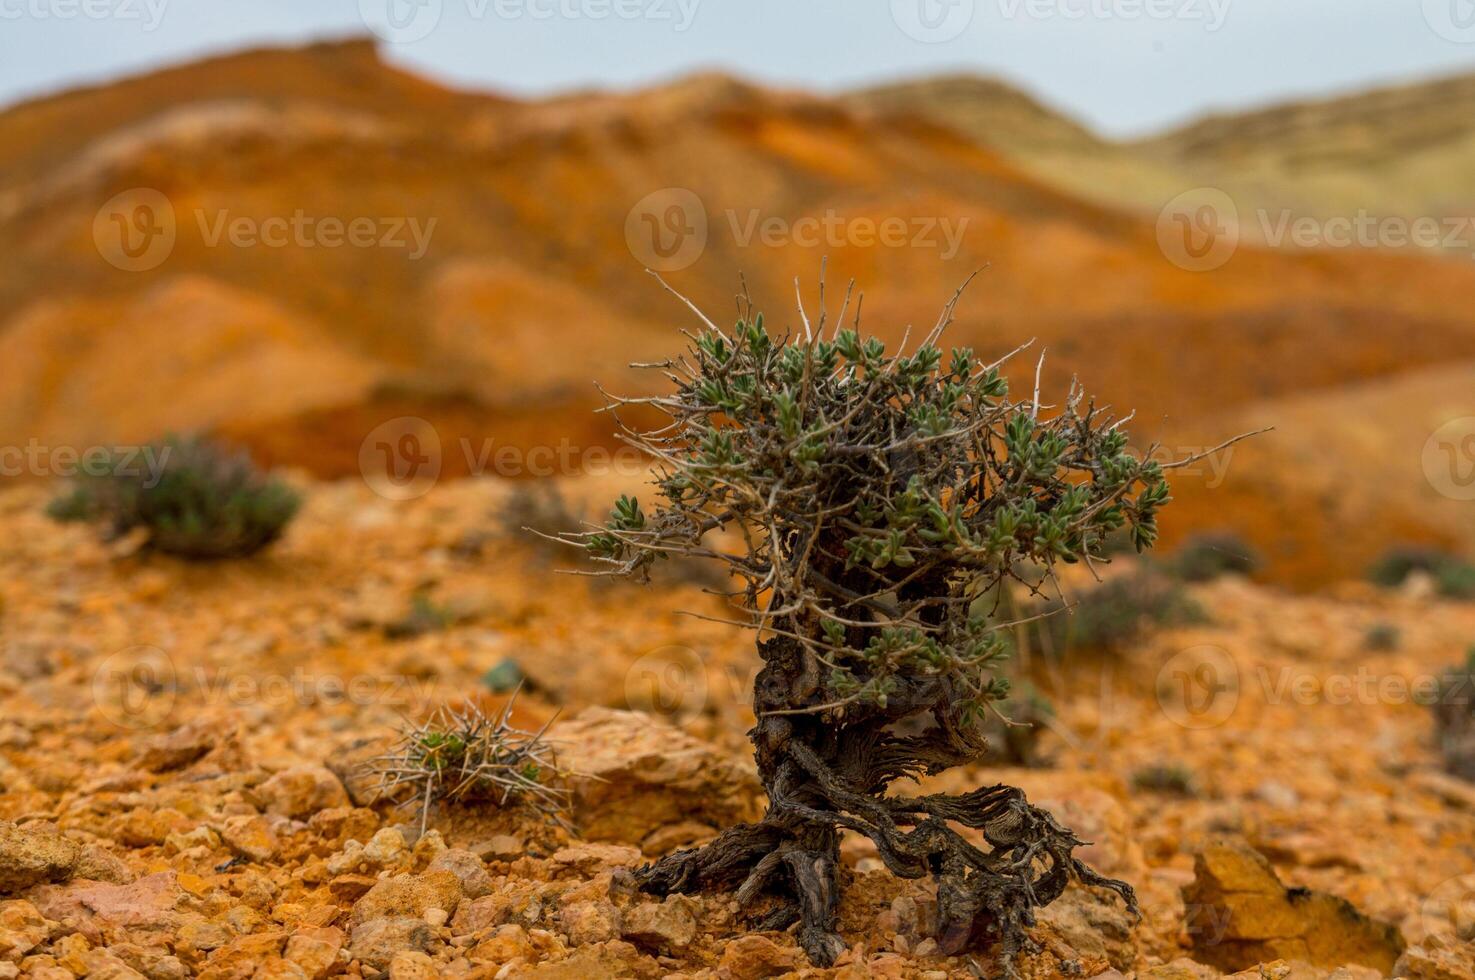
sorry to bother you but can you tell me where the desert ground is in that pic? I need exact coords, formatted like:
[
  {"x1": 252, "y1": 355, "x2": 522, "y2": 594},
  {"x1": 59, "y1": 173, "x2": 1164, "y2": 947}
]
[{"x1": 0, "y1": 475, "x2": 1472, "y2": 978}]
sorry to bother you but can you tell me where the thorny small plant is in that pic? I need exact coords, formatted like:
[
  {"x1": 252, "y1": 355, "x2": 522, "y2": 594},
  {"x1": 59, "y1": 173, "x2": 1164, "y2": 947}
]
[
  {"x1": 552, "y1": 270, "x2": 1258, "y2": 973},
  {"x1": 369, "y1": 694, "x2": 572, "y2": 838}
]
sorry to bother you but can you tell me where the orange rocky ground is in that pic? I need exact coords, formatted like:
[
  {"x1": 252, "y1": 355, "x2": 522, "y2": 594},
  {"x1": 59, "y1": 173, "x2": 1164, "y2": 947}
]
[{"x1": 0, "y1": 476, "x2": 1473, "y2": 978}]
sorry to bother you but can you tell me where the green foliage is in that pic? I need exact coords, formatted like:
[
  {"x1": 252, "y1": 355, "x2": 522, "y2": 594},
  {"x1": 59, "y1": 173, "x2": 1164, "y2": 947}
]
[
  {"x1": 1169, "y1": 530, "x2": 1262, "y2": 582},
  {"x1": 1039, "y1": 570, "x2": 1205, "y2": 654},
  {"x1": 369, "y1": 697, "x2": 570, "y2": 834},
  {"x1": 1131, "y1": 763, "x2": 1199, "y2": 797},
  {"x1": 386, "y1": 592, "x2": 456, "y2": 639},
  {"x1": 1367, "y1": 546, "x2": 1475, "y2": 599},
  {"x1": 47, "y1": 435, "x2": 298, "y2": 559},
  {"x1": 571, "y1": 283, "x2": 1175, "y2": 721}
]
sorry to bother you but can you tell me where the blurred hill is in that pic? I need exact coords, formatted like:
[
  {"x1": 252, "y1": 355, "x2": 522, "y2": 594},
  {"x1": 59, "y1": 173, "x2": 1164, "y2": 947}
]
[
  {"x1": 2, "y1": 40, "x2": 1474, "y2": 585},
  {"x1": 849, "y1": 70, "x2": 1475, "y2": 243}
]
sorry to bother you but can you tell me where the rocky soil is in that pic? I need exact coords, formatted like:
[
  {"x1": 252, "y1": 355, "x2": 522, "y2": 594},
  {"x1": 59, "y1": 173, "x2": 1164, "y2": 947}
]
[{"x1": 0, "y1": 476, "x2": 1473, "y2": 978}]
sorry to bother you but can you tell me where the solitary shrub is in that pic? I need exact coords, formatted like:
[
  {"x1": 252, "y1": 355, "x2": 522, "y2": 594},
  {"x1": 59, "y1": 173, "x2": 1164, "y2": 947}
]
[
  {"x1": 1047, "y1": 570, "x2": 1206, "y2": 654},
  {"x1": 560, "y1": 276, "x2": 1223, "y2": 969},
  {"x1": 1368, "y1": 546, "x2": 1475, "y2": 599},
  {"x1": 47, "y1": 435, "x2": 299, "y2": 559},
  {"x1": 1170, "y1": 530, "x2": 1261, "y2": 582}
]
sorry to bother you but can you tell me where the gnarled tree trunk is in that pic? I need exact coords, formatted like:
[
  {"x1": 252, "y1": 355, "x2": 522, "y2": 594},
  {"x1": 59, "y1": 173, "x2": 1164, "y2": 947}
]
[{"x1": 634, "y1": 632, "x2": 1138, "y2": 973}]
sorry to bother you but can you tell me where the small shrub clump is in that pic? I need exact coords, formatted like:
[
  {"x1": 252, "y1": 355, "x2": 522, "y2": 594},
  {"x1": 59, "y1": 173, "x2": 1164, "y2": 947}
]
[
  {"x1": 1169, "y1": 530, "x2": 1261, "y2": 582},
  {"x1": 369, "y1": 695, "x2": 570, "y2": 836},
  {"x1": 1131, "y1": 763, "x2": 1199, "y2": 797},
  {"x1": 559, "y1": 275, "x2": 1233, "y2": 970},
  {"x1": 1040, "y1": 570, "x2": 1205, "y2": 655},
  {"x1": 1367, "y1": 546, "x2": 1475, "y2": 600},
  {"x1": 47, "y1": 435, "x2": 299, "y2": 559}
]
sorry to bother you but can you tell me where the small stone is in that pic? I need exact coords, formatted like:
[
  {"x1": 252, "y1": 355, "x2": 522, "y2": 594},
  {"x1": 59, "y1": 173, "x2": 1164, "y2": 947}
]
[
  {"x1": 472, "y1": 835, "x2": 524, "y2": 862},
  {"x1": 480, "y1": 658, "x2": 525, "y2": 694},
  {"x1": 620, "y1": 896, "x2": 698, "y2": 953},
  {"x1": 0, "y1": 822, "x2": 80, "y2": 893},
  {"x1": 718, "y1": 934, "x2": 799, "y2": 979},
  {"x1": 283, "y1": 926, "x2": 343, "y2": 980},
  {"x1": 560, "y1": 901, "x2": 619, "y2": 946},
  {"x1": 469, "y1": 924, "x2": 534, "y2": 965},
  {"x1": 362, "y1": 828, "x2": 408, "y2": 866},
  {"x1": 350, "y1": 871, "x2": 462, "y2": 925},
  {"x1": 548, "y1": 843, "x2": 641, "y2": 878},
  {"x1": 256, "y1": 767, "x2": 349, "y2": 819},
  {"x1": 426, "y1": 848, "x2": 493, "y2": 899},
  {"x1": 138, "y1": 718, "x2": 233, "y2": 773},
  {"x1": 328, "y1": 876, "x2": 376, "y2": 902},
  {"x1": 348, "y1": 918, "x2": 431, "y2": 971},
  {"x1": 220, "y1": 815, "x2": 279, "y2": 864},
  {"x1": 73, "y1": 845, "x2": 134, "y2": 885},
  {"x1": 0, "y1": 900, "x2": 48, "y2": 962},
  {"x1": 388, "y1": 950, "x2": 437, "y2": 980}
]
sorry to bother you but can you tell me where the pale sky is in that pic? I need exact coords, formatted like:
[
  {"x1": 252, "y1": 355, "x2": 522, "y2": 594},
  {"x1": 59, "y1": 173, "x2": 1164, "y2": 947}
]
[{"x1": 2, "y1": 0, "x2": 1474, "y2": 137}]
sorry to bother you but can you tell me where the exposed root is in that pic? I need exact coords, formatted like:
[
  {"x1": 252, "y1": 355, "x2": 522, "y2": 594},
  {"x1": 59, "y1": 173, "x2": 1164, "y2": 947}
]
[{"x1": 633, "y1": 639, "x2": 1138, "y2": 975}]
